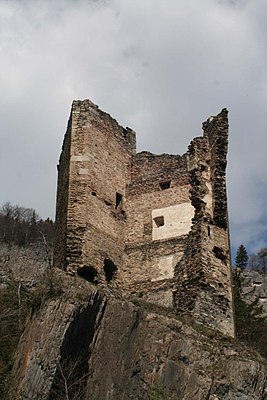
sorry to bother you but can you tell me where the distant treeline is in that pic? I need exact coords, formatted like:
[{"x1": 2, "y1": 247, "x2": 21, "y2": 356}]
[
  {"x1": 0, "y1": 202, "x2": 54, "y2": 246},
  {"x1": 235, "y1": 243, "x2": 267, "y2": 274}
]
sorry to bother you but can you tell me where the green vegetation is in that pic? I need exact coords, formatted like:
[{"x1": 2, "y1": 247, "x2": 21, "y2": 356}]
[
  {"x1": 150, "y1": 381, "x2": 166, "y2": 400},
  {"x1": 235, "y1": 244, "x2": 248, "y2": 270},
  {"x1": 232, "y1": 268, "x2": 267, "y2": 358},
  {"x1": 0, "y1": 202, "x2": 54, "y2": 246}
]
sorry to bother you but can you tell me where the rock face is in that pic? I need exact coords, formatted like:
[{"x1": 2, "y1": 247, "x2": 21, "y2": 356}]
[
  {"x1": 54, "y1": 100, "x2": 234, "y2": 336},
  {"x1": 241, "y1": 270, "x2": 267, "y2": 314},
  {"x1": 0, "y1": 242, "x2": 50, "y2": 288},
  {"x1": 11, "y1": 275, "x2": 266, "y2": 400}
]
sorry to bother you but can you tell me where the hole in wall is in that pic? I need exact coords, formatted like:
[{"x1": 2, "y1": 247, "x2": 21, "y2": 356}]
[
  {"x1": 153, "y1": 216, "x2": 164, "y2": 227},
  {"x1": 253, "y1": 281, "x2": 262, "y2": 286},
  {"x1": 213, "y1": 246, "x2": 227, "y2": 262},
  {"x1": 201, "y1": 164, "x2": 208, "y2": 172},
  {"x1": 77, "y1": 265, "x2": 98, "y2": 283},
  {"x1": 116, "y1": 192, "x2": 123, "y2": 209},
  {"x1": 104, "y1": 200, "x2": 112, "y2": 206},
  {"x1": 104, "y1": 259, "x2": 118, "y2": 282},
  {"x1": 159, "y1": 180, "x2": 171, "y2": 190},
  {"x1": 208, "y1": 226, "x2": 211, "y2": 237},
  {"x1": 91, "y1": 192, "x2": 96, "y2": 196}
]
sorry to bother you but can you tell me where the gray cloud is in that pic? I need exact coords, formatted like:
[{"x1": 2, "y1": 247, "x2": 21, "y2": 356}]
[{"x1": 0, "y1": 0, "x2": 267, "y2": 255}]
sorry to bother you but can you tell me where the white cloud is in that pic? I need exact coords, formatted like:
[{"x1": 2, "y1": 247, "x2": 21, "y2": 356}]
[{"x1": 0, "y1": 0, "x2": 267, "y2": 254}]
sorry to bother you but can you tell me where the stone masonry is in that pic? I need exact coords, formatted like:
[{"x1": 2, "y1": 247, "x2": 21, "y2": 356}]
[{"x1": 54, "y1": 100, "x2": 234, "y2": 337}]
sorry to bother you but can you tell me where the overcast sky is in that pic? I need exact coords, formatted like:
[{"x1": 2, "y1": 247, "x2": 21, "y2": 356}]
[{"x1": 0, "y1": 0, "x2": 266, "y2": 256}]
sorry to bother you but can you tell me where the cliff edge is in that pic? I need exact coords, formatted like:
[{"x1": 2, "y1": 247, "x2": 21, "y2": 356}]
[{"x1": 11, "y1": 272, "x2": 267, "y2": 400}]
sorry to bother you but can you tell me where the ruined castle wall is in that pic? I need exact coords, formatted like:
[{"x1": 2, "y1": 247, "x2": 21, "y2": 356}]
[
  {"x1": 174, "y1": 109, "x2": 235, "y2": 337},
  {"x1": 54, "y1": 119, "x2": 72, "y2": 269},
  {"x1": 122, "y1": 153, "x2": 194, "y2": 284},
  {"x1": 57, "y1": 100, "x2": 136, "y2": 278},
  {"x1": 54, "y1": 101, "x2": 234, "y2": 337}
]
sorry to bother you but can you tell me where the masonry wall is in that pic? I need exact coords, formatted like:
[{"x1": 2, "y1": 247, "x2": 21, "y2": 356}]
[
  {"x1": 122, "y1": 152, "x2": 193, "y2": 286},
  {"x1": 54, "y1": 101, "x2": 234, "y2": 336},
  {"x1": 54, "y1": 118, "x2": 72, "y2": 269},
  {"x1": 173, "y1": 109, "x2": 235, "y2": 337},
  {"x1": 55, "y1": 100, "x2": 136, "y2": 281}
]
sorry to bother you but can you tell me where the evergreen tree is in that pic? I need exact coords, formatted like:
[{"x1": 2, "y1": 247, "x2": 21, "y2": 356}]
[{"x1": 235, "y1": 244, "x2": 248, "y2": 270}]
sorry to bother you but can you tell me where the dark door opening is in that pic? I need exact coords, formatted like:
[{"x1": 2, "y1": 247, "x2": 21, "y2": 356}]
[
  {"x1": 104, "y1": 259, "x2": 118, "y2": 282},
  {"x1": 77, "y1": 265, "x2": 98, "y2": 283},
  {"x1": 116, "y1": 192, "x2": 123, "y2": 209}
]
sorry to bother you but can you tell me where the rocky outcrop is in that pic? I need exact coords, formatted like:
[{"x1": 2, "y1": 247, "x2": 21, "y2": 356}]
[
  {"x1": 11, "y1": 272, "x2": 267, "y2": 400},
  {"x1": 0, "y1": 242, "x2": 50, "y2": 288},
  {"x1": 241, "y1": 270, "x2": 267, "y2": 314}
]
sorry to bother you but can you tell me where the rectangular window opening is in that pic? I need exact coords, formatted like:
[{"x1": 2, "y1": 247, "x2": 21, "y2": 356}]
[
  {"x1": 116, "y1": 192, "x2": 123, "y2": 209},
  {"x1": 159, "y1": 180, "x2": 171, "y2": 190},
  {"x1": 154, "y1": 216, "x2": 165, "y2": 227}
]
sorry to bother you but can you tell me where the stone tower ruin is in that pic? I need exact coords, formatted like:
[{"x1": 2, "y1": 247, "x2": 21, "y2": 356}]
[{"x1": 54, "y1": 99, "x2": 235, "y2": 337}]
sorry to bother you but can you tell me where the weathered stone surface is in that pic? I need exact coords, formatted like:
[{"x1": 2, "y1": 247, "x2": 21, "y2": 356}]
[
  {"x1": 0, "y1": 243, "x2": 50, "y2": 287},
  {"x1": 241, "y1": 270, "x2": 267, "y2": 314},
  {"x1": 174, "y1": 109, "x2": 234, "y2": 337},
  {"x1": 54, "y1": 100, "x2": 234, "y2": 337},
  {"x1": 11, "y1": 276, "x2": 266, "y2": 400}
]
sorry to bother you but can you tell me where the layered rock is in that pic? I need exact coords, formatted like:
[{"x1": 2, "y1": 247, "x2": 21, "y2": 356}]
[{"x1": 11, "y1": 274, "x2": 266, "y2": 400}]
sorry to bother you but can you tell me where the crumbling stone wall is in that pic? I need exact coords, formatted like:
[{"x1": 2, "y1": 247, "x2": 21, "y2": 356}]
[
  {"x1": 54, "y1": 101, "x2": 234, "y2": 336},
  {"x1": 173, "y1": 109, "x2": 234, "y2": 336}
]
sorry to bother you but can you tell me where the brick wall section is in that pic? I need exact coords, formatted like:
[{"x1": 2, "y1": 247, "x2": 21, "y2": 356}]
[
  {"x1": 129, "y1": 152, "x2": 189, "y2": 194},
  {"x1": 173, "y1": 109, "x2": 235, "y2": 337},
  {"x1": 122, "y1": 152, "x2": 192, "y2": 284}
]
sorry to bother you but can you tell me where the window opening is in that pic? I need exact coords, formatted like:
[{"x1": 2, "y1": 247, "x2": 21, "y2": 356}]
[
  {"x1": 104, "y1": 259, "x2": 118, "y2": 282},
  {"x1": 77, "y1": 265, "x2": 98, "y2": 283},
  {"x1": 153, "y1": 216, "x2": 164, "y2": 227},
  {"x1": 159, "y1": 181, "x2": 171, "y2": 190},
  {"x1": 116, "y1": 192, "x2": 123, "y2": 209},
  {"x1": 213, "y1": 246, "x2": 227, "y2": 262},
  {"x1": 208, "y1": 226, "x2": 211, "y2": 237}
]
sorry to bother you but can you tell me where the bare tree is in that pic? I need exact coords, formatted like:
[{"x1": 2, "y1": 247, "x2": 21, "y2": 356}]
[
  {"x1": 249, "y1": 247, "x2": 267, "y2": 274},
  {"x1": 49, "y1": 356, "x2": 88, "y2": 400}
]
